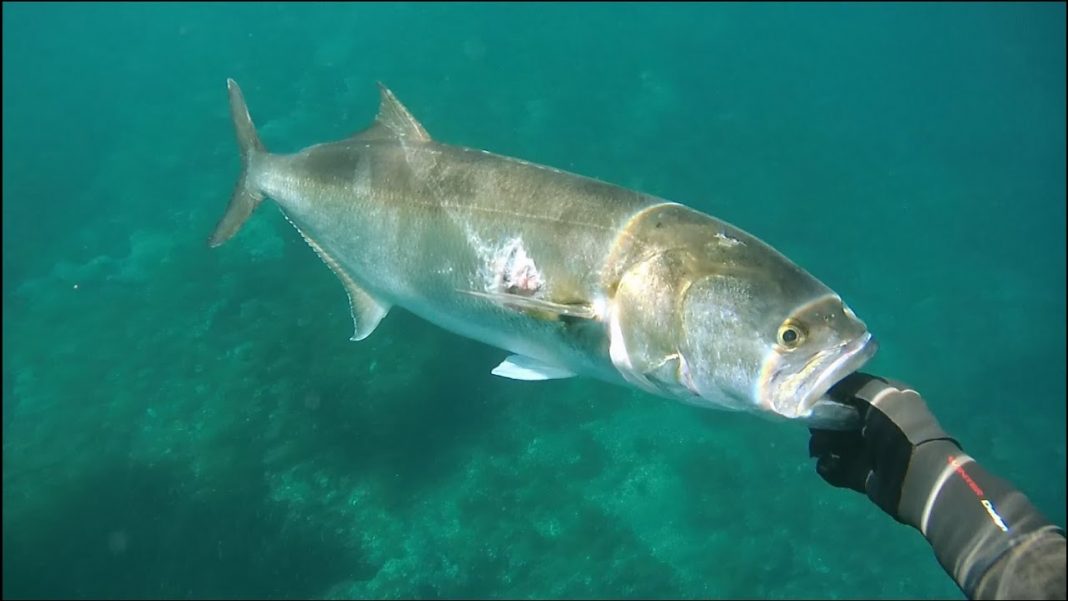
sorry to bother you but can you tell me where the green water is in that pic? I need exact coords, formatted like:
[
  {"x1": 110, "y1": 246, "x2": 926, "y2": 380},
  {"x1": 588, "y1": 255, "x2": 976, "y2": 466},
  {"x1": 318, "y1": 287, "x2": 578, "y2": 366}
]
[{"x1": 3, "y1": 2, "x2": 1064, "y2": 599}]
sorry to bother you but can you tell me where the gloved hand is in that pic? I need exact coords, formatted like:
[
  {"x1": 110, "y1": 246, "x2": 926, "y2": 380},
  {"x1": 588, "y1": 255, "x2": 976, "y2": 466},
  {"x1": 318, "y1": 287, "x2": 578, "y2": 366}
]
[
  {"x1": 811, "y1": 372, "x2": 1068, "y2": 601},
  {"x1": 808, "y1": 371, "x2": 962, "y2": 529}
]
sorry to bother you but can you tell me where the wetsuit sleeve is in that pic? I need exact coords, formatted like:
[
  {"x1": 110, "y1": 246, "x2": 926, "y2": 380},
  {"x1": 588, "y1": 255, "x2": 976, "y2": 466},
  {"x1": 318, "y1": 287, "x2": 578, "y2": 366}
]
[
  {"x1": 901, "y1": 439, "x2": 1067, "y2": 600},
  {"x1": 810, "y1": 373, "x2": 1066, "y2": 600}
]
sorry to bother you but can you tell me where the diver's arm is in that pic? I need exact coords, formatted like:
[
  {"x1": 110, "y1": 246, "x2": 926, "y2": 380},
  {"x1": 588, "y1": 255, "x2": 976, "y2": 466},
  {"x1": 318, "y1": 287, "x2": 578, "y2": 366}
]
[
  {"x1": 902, "y1": 438, "x2": 1066, "y2": 600},
  {"x1": 809, "y1": 373, "x2": 1067, "y2": 600}
]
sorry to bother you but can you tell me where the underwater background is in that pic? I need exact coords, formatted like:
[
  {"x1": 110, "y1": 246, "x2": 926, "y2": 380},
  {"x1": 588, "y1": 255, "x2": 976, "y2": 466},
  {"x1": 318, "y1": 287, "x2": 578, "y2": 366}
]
[{"x1": 3, "y1": 2, "x2": 1064, "y2": 599}]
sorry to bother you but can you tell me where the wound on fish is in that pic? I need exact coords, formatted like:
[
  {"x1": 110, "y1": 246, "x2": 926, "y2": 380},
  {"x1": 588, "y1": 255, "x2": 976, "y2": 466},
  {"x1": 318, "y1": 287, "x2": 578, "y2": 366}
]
[{"x1": 489, "y1": 237, "x2": 543, "y2": 296}]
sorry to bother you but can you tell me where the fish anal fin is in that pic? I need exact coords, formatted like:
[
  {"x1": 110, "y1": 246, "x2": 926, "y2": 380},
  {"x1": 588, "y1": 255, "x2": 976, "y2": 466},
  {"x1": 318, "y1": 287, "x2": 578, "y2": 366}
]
[
  {"x1": 345, "y1": 282, "x2": 390, "y2": 342},
  {"x1": 289, "y1": 222, "x2": 391, "y2": 341}
]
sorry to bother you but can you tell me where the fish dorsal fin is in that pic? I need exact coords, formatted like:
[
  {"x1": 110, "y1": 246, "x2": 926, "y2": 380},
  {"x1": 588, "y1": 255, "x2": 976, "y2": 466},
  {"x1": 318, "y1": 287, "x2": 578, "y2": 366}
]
[{"x1": 353, "y1": 83, "x2": 431, "y2": 142}]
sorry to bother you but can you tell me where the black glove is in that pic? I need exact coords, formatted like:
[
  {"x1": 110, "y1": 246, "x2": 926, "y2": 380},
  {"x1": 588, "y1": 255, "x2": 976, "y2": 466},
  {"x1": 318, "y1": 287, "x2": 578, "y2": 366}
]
[{"x1": 808, "y1": 371, "x2": 962, "y2": 528}]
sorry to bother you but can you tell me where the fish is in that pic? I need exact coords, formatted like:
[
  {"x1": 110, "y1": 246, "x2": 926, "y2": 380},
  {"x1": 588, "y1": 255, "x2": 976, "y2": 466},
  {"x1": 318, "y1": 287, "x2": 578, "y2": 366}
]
[{"x1": 210, "y1": 78, "x2": 878, "y2": 430}]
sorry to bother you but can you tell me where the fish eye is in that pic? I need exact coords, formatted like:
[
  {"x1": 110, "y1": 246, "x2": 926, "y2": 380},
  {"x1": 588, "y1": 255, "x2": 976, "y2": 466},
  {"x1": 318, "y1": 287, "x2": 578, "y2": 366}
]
[{"x1": 777, "y1": 320, "x2": 806, "y2": 349}]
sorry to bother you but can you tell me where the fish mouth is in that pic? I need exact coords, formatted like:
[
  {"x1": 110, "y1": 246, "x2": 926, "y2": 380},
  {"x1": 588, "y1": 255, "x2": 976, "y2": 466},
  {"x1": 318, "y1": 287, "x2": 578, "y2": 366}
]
[{"x1": 765, "y1": 332, "x2": 878, "y2": 425}]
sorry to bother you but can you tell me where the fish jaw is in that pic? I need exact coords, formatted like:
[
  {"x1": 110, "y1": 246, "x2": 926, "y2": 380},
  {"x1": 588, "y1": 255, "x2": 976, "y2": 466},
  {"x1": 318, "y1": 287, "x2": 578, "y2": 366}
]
[{"x1": 759, "y1": 331, "x2": 879, "y2": 424}]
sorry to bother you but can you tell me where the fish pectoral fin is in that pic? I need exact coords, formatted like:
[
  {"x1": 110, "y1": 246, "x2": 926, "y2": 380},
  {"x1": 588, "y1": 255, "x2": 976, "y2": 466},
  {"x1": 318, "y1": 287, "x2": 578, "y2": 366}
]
[
  {"x1": 288, "y1": 222, "x2": 391, "y2": 341},
  {"x1": 458, "y1": 289, "x2": 598, "y2": 321},
  {"x1": 491, "y1": 355, "x2": 576, "y2": 381}
]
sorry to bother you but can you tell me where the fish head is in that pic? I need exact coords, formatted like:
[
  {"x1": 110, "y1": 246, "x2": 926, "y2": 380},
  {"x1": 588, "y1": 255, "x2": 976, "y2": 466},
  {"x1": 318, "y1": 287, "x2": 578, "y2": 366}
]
[
  {"x1": 607, "y1": 205, "x2": 877, "y2": 428},
  {"x1": 675, "y1": 259, "x2": 878, "y2": 426},
  {"x1": 610, "y1": 206, "x2": 875, "y2": 426}
]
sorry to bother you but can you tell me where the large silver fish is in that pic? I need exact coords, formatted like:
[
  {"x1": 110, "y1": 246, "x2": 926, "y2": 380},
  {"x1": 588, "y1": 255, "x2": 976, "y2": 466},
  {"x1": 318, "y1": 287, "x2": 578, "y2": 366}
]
[{"x1": 211, "y1": 79, "x2": 878, "y2": 429}]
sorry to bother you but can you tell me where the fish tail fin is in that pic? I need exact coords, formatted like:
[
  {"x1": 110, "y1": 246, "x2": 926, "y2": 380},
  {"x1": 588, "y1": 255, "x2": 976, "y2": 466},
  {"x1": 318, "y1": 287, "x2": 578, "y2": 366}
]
[{"x1": 209, "y1": 78, "x2": 267, "y2": 247}]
